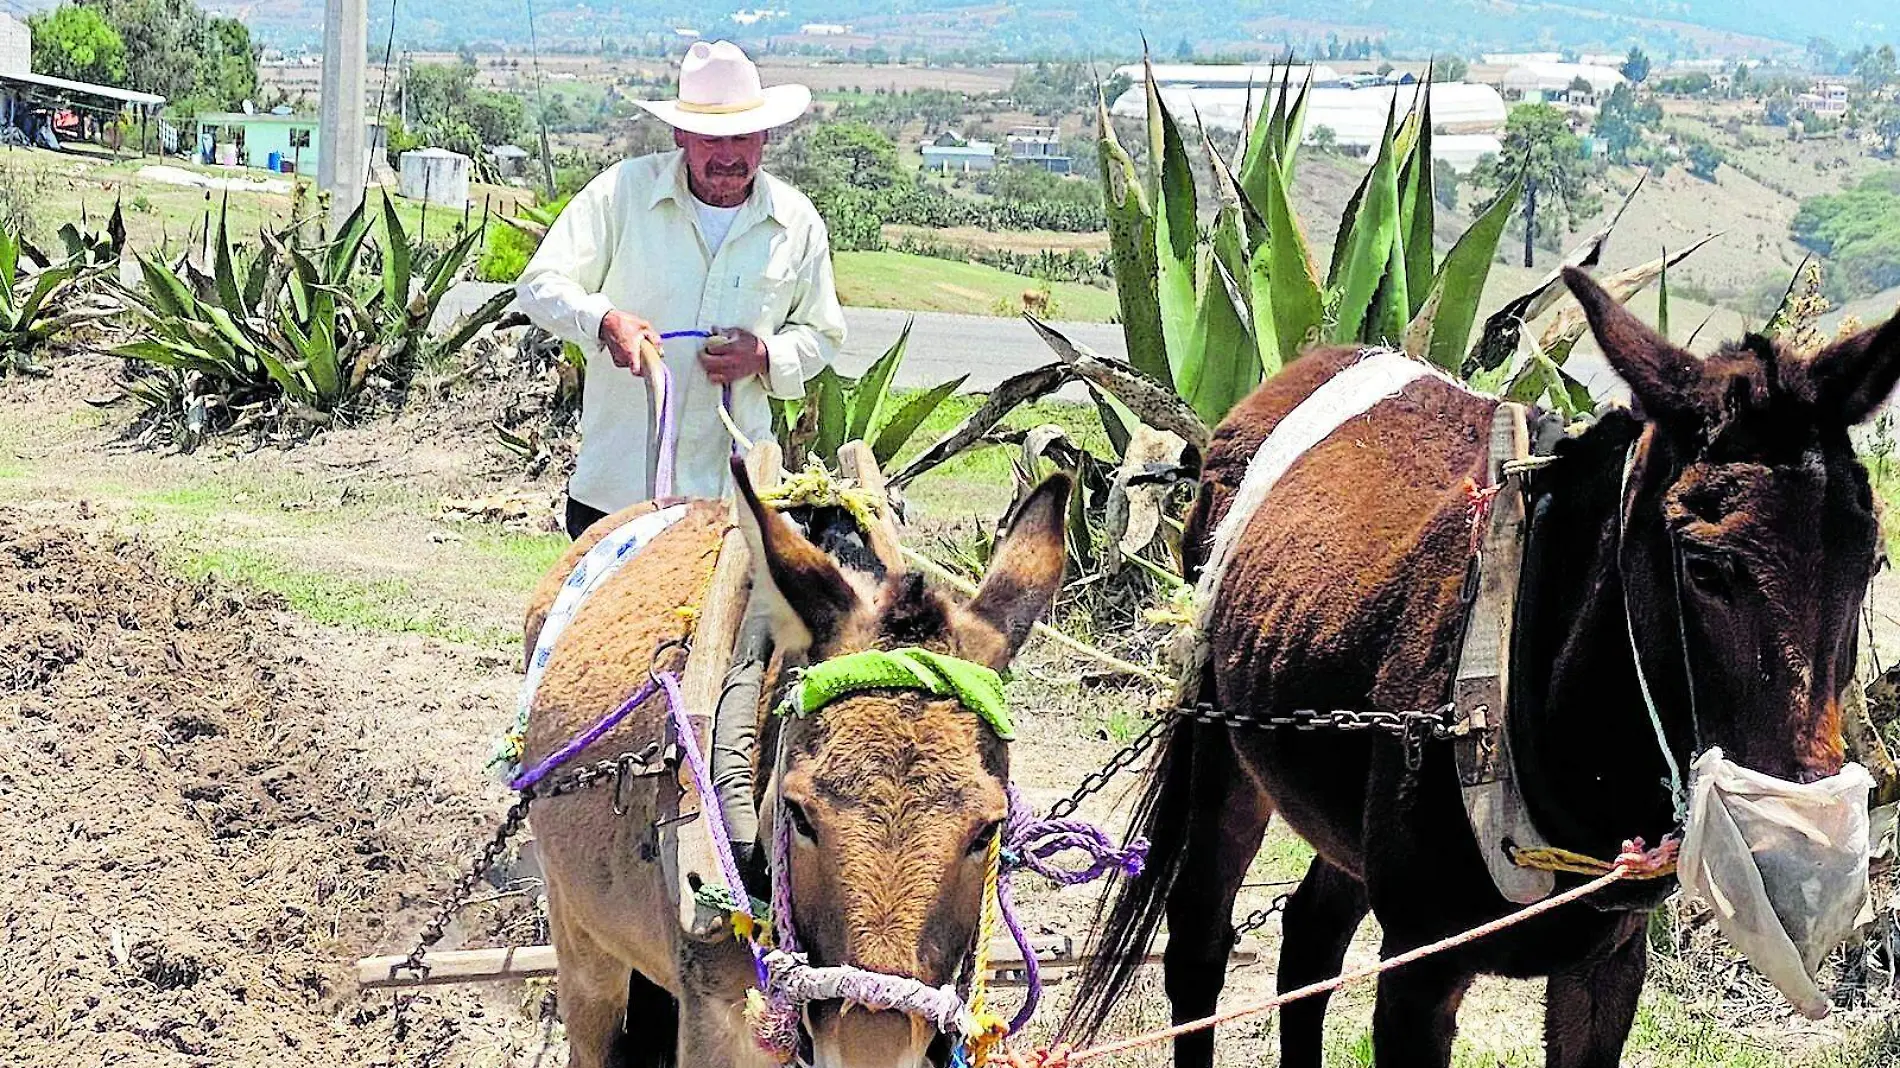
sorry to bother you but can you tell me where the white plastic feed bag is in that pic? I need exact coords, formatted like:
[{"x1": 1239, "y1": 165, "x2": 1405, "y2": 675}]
[{"x1": 1677, "y1": 747, "x2": 1874, "y2": 1019}]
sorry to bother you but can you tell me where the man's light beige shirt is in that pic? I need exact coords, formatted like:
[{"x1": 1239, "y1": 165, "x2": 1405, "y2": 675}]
[{"x1": 516, "y1": 150, "x2": 846, "y2": 508}]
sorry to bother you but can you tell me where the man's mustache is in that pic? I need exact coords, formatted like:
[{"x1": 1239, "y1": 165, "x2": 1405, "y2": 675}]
[{"x1": 704, "y1": 160, "x2": 751, "y2": 177}]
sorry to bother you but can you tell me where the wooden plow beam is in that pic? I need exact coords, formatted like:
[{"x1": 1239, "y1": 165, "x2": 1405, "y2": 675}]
[
  {"x1": 356, "y1": 936, "x2": 1259, "y2": 992},
  {"x1": 670, "y1": 440, "x2": 783, "y2": 938}
]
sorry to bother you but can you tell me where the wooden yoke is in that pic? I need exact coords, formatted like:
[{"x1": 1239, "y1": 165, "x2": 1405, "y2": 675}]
[
  {"x1": 1452, "y1": 402, "x2": 1557, "y2": 904},
  {"x1": 836, "y1": 440, "x2": 904, "y2": 574},
  {"x1": 668, "y1": 440, "x2": 782, "y2": 938}
]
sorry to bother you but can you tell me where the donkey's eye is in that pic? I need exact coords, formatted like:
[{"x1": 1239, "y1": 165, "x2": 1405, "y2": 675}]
[
  {"x1": 1682, "y1": 549, "x2": 1737, "y2": 599},
  {"x1": 967, "y1": 820, "x2": 1002, "y2": 858},
  {"x1": 784, "y1": 800, "x2": 817, "y2": 842}
]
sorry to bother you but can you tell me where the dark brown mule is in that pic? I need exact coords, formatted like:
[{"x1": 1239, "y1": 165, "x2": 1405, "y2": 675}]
[{"x1": 1069, "y1": 268, "x2": 1900, "y2": 1068}]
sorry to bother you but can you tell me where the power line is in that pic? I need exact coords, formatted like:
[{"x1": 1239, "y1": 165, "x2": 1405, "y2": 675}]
[
  {"x1": 523, "y1": 0, "x2": 555, "y2": 197},
  {"x1": 363, "y1": 0, "x2": 399, "y2": 190}
]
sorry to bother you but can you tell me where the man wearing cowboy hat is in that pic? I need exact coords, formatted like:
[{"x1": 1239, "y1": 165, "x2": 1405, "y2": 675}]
[{"x1": 518, "y1": 40, "x2": 845, "y2": 534}]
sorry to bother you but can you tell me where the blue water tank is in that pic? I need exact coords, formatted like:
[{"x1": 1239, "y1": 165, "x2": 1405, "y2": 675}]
[{"x1": 267, "y1": 150, "x2": 282, "y2": 172}]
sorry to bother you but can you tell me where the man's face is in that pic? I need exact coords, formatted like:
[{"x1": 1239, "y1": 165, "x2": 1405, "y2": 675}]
[{"x1": 675, "y1": 130, "x2": 768, "y2": 206}]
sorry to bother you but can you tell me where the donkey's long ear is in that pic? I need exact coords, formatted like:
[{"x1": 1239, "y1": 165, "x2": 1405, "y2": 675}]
[
  {"x1": 1800, "y1": 309, "x2": 1900, "y2": 426},
  {"x1": 1563, "y1": 267, "x2": 1703, "y2": 419},
  {"x1": 732, "y1": 456, "x2": 862, "y2": 655},
  {"x1": 968, "y1": 473, "x2": 1073, "y2": 660}
]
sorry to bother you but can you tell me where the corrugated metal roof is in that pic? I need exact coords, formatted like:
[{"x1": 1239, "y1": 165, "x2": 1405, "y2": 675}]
[{"x1": 0, "y1": 69, "x2": 164, "y2": 107}]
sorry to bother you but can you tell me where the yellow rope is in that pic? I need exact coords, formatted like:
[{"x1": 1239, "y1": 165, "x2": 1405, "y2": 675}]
[
  {"x1": 1511, "y1": 845, "x2": 1677, "y2": 880},
  {"x1": 758, "y1": 461, "x2": 886, "y2": 535},
  {"x1": 965, "y1": 832, "x2": 1008, "y2": 1067}
]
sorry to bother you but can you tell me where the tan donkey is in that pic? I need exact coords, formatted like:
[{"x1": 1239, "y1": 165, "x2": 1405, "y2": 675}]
[{"x1": 521, "y1": 461, "x2": 1073, "y2": 1068}]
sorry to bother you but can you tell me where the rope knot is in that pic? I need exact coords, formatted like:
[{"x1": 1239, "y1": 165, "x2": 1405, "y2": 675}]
[
  {"x1": 1462, "y1": 476, "x2": 1502, "y2": 553},
  {"x1": 1615, "y1": 835, "x2": 1681, "y2": 877},
  {"x1": 1002, "y1": 795, "x2": 1150, "y2": 886}
]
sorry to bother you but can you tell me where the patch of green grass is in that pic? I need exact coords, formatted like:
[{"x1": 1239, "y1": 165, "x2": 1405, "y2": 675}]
[
  {"x1": 143, "y1": 482, "x2": 234, "y2": 516},
  {"x1": 896, "y1": 391, "x2": 1114, "y2": 517},
  {"x1": 1097, "y1": 705, "x2": 1147, "y2": 744},
  {"x1": 834, "y1": 249, "x2": 1119, "y2": 322},
  {"x1": 1624, "y1": 987, "x2": 1781, "y2": 1067},
  {"x1": 457, "y1": 525, "x2": 570, "y2": 591},
  {"x1": 1248, "y1": 823, "x2": 1317, "y2": 888},
  {"x1": 176, "y1": 544, "x2": 511, "y2": 648}
]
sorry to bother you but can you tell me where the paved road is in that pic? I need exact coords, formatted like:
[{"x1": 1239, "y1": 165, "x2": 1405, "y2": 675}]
[
  {"x1": 438, "y1": 281, "x2": 1122, "y2": 396},
  {"x1": 439, "y1": 280, "x2": 1628, "y2": 404}
]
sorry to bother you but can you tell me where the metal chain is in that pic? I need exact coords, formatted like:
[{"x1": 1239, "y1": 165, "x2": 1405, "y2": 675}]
[
  {"x1": 1043, "y1": 701, "x2": 1471, "y2": 821},
  {"x1": 394, "y1": 744, "x2": 670, "y2": 981},
  {"x1": 1172, "y1": 701, "x2": 1468, "y2": 740},
  {"x1": 1046, "y1": 714, "x2": 1171, "y2": 819},
  {"x1": 1233, "y1": 893, "x2": 1292, "y2": 941}
]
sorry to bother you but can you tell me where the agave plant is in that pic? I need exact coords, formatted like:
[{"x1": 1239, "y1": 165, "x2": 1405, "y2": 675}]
[
  {"x1": 884, "y1": 59, "x2": 1715, "y2": 606},
  {"x1": 0, "y1": 206, "x2": 124, "y2": 376},
  {"x1": 113, "y1": 194, "x2": 511, "y2": 440},
  {"x1": 772, "y1": 319, "x2": 968, "y2": 472}
]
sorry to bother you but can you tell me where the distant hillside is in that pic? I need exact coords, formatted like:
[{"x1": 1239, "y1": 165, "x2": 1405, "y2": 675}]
[{"x1": 218, "y1": 0, "x2": 1895, "y2": 56}]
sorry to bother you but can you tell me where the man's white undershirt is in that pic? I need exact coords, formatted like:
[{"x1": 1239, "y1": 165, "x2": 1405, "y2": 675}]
[{"x1": 691, "y1": 192, "x2": 743, "y2": 257}]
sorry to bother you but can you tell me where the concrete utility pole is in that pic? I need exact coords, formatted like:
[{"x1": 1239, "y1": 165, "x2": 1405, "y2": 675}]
[{"x1": 318, "y1": 0, "x2": 368, "y2": 230}]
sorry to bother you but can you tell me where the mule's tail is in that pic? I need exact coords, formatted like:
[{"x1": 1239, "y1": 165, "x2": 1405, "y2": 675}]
[{"x1": 1060, "y1": 715, "x2": 1215, "y2": 1041}]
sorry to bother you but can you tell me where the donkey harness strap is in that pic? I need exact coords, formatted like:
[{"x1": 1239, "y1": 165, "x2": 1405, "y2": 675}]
[{"x1": 785, "y1": 647, "x2": 1013, "y2": 740}]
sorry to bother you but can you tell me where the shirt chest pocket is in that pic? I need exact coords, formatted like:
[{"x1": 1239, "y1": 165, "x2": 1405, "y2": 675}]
[{"x1": 723, "y1": 266, "x2": 798, "y2": 335}]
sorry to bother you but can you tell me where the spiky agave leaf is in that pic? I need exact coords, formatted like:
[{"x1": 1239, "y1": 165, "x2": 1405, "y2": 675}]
[
  {"x1": 847, "y1": 318, "x2": 912, "y2": 445},
  {"x1": 1404, "y1": 176, "x2": 1520, "y2": 372},
  {"x1": 1331, "y1": 97, "x2": 1404, "y2": 343},
  {"x1": 1145, "y1": 54, "x2": 1200, "y2": 390}
]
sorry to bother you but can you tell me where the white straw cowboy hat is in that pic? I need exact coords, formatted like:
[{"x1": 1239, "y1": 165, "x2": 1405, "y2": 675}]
[{"x1": 636, "y1": 41, "x2": 811, "y2": 136}]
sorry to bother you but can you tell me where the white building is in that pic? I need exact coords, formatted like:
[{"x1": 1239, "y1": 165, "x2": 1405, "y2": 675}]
[
  {"x1": 1498, "y1": 62, "x2": 1627, "y2": 106},
  {"x1": 800, "y1": 23, "x2": 851, "y2": 36},
  {"x1": 0, "y1": 15, "x2": 27, "y2": 77},
  {"x1": 1482, "y1": 52, "x2": 1563, "y2": 65},
  {"x1": 1433, "y1": 133, "x2": 1506, "y2": 172},
  {"x1": 1798, "y1": 81, "x2": 1851, "y2": 115},
  {"x1": 1109, "y1": 80, "x2": 1508, "y2": 171},
  {"x1": 921, "y1": 133, "x2": 997, "y2": 173}
]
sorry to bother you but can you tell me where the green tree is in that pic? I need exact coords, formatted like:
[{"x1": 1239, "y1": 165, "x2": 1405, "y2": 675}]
[
  {"x1": 1470, "y1": 103, "x2": 1599, "y2": 267},
  {"x1": 1620, "y1": 46, "x2": 1651, "y2": 84},
  {"x1": 1855, "y1": 45, "x2": 1898, "y2": 89},
  {"x1": 1595, "y1": 83, "x2": 1659, "y2": 163},
  {"x1": 1685, "y1": 139, "x2": 1725, "y2": 181},
  {"x1": 807, "y1": 121, "x2": 901, "y2": 190},
  {"x1": 75, "y1": 0, "x2": 255, "y2": 109},
  {"x1": 80, "y1": 0, "x2": 201, "y2": 101},
  {"x1": 1432, "y1": 158, "x2": 1459, "y2": 212},
  {"x1": 402, "y1": 60, "x2": 526, "y2": 152},
  {"x1": 195, "y1": 16, "x2": 257, "y2": 110},
  {"x1": 29, "y1": 6, "x2": 127, "y2": 86},
  {"x1": 1869, "y1": 102, "x2": 1900, "y2": 156},
  {"x1": 1431, "y1": 56, "x2": 1470, "y2": 83}
]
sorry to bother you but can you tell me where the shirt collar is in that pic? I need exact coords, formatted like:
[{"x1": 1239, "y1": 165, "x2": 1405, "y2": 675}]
[{"x1": 649, "y1": 149, "x2": 789, "y2": 229}]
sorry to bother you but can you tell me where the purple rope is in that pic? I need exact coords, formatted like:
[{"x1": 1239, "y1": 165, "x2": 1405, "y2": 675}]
[
  {"x1": 1003, "y1": 783, "x2": 1149, "y2": 885},
  {"x1": 657, "y1": 670, "x2": 752, "y2": 919},
  {"x1": 996, "y1": 784, "x2": 1149, "y2": 1034},
  {"x1": 771, "y1": 789, "x2": 799, "y2": 954},
  {"x1": 508, "y1": 677, "x2": 660, "y2": 792}
]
